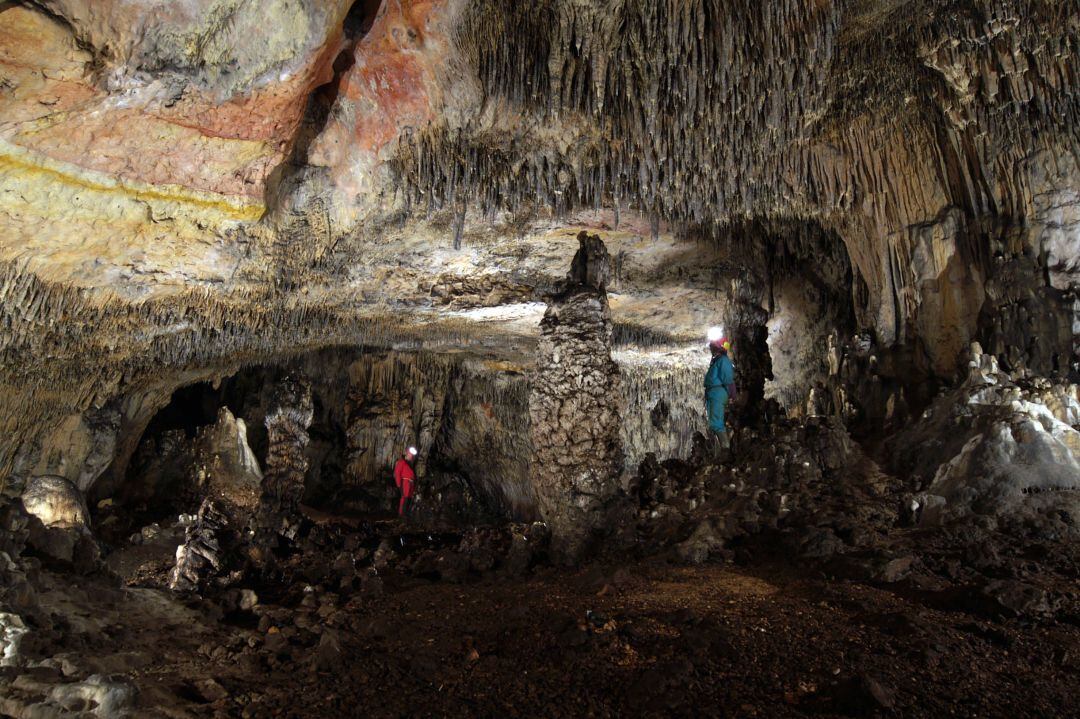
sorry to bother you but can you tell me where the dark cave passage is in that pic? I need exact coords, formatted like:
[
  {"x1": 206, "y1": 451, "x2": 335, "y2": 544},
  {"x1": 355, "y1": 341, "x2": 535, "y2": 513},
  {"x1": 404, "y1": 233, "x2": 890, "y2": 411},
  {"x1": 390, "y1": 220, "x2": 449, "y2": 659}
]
[{"x1": 112, "y1": 347, "x2": 532, "y2": 543}]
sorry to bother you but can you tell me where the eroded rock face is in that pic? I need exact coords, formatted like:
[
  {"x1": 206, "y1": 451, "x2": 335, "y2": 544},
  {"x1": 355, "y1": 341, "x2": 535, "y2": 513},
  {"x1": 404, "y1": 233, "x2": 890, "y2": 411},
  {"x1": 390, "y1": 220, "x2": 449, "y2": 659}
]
[
  {"x1": 530, "y1": 233, "x2": 626, "y2": 561},
  {"x1": 255, "y1": 376, "x2": 314, "y2": 547},
  {"x1": 1, "y1": 0, "x2": 350, "y2": 203},
  {"x1": 892, "y1": 343, "x2": 1080, "y2": 527},
  {"x1": 433, "y1": 362, "x2": 536, "y2": 520}
]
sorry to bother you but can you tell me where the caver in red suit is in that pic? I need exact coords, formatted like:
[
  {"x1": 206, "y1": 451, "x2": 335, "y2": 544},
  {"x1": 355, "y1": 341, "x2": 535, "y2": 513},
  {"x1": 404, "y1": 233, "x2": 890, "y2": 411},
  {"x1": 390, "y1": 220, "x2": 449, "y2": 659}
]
[{"x1": 393, "y1": 448, "x2": 418, "y2": 517}]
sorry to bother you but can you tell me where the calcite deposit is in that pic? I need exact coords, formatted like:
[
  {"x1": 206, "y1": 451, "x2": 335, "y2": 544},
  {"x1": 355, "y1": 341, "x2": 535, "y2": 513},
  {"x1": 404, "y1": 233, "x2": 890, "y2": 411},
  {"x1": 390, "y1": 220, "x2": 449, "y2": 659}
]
[
  {"x1": 255, "y1": 377, "x2": 315, "y2": 549},
  {"x1": 530, "y1": 233, "x2": 626, "y2": 560},
  {"x1": 0, "y1": 0, "x2": 1078, "y2": 715}
]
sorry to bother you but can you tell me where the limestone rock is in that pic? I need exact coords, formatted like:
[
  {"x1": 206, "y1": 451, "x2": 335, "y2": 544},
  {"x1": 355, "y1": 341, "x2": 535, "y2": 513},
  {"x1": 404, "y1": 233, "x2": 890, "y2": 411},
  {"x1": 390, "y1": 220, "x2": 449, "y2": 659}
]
[
  {"x1": 21, "y1": 476, "x2": 98, "y2": 567},
  {"x1": 675, "y1": 520, "x2": 724, "y2": 565},
  {"x1": 255, "y1": 376, "x2": 314, "y2": 547},
  {"x1": 892, "y1": 345, "x2": 1080, "y2": 526},
  {"x1": 21, "y1": 476, "x2": 89, "y2": 530},
  {"x1": 194, "y1": 407, "x2": 263, "y2": 511},
  {"x1": 530, "y1": 233, "x2": 627, "y2": 562}
]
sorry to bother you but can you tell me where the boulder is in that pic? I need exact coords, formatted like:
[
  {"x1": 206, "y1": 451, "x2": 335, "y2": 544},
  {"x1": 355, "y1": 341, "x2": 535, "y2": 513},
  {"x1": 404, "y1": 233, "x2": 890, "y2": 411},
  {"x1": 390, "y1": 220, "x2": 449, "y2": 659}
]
[
  {"x1": 21, "y1": 475, "x2": 89, "y2": 529},
  {"x1": 21, "y1": 476, "x2": 98, "y2": 567},
  {"x1": 675, "y1": 520, "x2": 724, "y2": 564}
]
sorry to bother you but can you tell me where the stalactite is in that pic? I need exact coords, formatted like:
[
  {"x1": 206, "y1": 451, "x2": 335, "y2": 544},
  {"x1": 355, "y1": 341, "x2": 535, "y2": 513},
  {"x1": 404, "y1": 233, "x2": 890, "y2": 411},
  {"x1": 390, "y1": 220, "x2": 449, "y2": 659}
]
[
  {"x1": 617, "y1": 360, "x2": 707, "y2": 471},
  {"x1": 385, "y1": 0, "x2": 1078, "y2": 386}
]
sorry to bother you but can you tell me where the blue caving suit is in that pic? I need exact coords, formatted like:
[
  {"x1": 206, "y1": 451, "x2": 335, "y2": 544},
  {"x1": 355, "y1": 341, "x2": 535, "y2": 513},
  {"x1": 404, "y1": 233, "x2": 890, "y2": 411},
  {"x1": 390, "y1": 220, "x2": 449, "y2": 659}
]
[{"x1": 704, "y1": 352, "x2": 735, "y2": 433}]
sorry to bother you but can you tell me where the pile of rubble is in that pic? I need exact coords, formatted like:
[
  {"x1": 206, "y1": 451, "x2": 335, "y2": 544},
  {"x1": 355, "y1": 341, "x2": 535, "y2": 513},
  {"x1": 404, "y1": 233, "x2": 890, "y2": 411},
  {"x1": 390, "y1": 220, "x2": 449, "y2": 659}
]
[
  {"x1": 630, "y1": 415, "x2": 900, "y2": 565},
  {"x1": 893, "y1": 342, "x2": 1080, "y2": 528},
  {"x1": 625, "y1": 348, "x2": 1080, "y2": 624}
]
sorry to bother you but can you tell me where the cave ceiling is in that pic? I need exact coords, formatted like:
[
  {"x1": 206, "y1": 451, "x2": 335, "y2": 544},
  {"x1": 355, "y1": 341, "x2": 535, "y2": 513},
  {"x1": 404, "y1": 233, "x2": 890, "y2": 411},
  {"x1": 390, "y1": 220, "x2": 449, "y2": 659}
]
[{"x1": 0, "y1": 0, "x2": 1078, "y2": 470}]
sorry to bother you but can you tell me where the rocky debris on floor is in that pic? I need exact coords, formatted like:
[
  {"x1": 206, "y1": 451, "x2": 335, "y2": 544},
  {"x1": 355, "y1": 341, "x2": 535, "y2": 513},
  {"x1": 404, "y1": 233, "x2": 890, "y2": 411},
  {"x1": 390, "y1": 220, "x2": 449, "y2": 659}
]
[
  {"x1": 399, "y1": 524, "x2": 549, "y2": 583},
  {"x1": 0, "y1": 550, "x2": 1076, "y2": 718},
  {"x1": 802, "y1": 673, "x2": 897, "y2": 716},
  {"x1": 624, "y1": 401, "x2": 1080, "y2": 625},
  {"x1": 632, "y1": 413, "x2": 896, "y2": 564},
  {"x1": 47, "y1": 674, "x2": 138, "y2": 717},
  {"x1": 675, "y1": 519, "x2": 726, "y2": 564}
]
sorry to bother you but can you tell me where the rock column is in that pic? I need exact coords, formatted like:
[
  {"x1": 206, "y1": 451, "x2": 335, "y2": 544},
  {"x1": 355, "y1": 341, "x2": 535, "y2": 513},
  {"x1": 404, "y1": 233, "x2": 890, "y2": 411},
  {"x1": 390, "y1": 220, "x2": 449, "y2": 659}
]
[
  {"x1": 529, "y1": 232, "x2": 624, "y2": 562},
  {"x1": 729, "y1": 270, "x2": 772, "y2": 429},
  {"x1": 254, "y1": 376, "x2": 313, "y2": 550},
  {"x1": 169, "y1": 498, "x2": 229, "y2": 592}
]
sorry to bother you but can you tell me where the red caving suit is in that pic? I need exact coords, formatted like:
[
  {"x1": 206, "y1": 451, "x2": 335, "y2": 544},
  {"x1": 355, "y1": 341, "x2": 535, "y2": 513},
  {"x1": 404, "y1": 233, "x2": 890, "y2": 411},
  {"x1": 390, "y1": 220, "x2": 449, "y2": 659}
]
[{"x1": 393, "y1": 457, "x2": 415, "y2": 517}]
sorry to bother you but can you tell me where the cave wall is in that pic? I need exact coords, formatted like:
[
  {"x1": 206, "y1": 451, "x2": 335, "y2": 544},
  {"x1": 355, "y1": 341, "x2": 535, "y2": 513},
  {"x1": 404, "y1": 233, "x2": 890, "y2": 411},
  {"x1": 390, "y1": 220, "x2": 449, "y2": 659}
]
[
  {"x1": 766, "y1": 279, "x2": 838, "y2": 414},
  {"x1": 0, "y1": 0, "x2": 1078, "y2": 494},
  {"x1": 432, "y1": 361, "x2": 536, "y2": 519},
  {"x1": 340, "y1": 351, "x2": 456, "y2": 509},
  {"x1": 618, "y1": 360, "x2": 707, "y2": 471}
]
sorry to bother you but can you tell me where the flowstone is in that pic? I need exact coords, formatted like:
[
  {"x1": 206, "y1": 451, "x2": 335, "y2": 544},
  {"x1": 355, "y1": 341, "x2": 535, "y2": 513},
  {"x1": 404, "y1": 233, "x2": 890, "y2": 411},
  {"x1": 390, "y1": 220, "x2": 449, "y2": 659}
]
[{"x1": 896, "y1": 344, "x2": 1080, "y2": 527}]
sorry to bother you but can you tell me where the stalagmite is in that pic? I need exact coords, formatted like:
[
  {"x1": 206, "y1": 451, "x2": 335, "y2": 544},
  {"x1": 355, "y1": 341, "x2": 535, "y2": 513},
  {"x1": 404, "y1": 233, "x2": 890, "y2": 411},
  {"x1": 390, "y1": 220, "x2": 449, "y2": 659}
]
[
  {"x1": 168, "y1": 498, "x2": 229, "y2": 593},
  {"x1": 529, "y1": 232, "x2": 626, "y2": 562},
  {"x1": 254, "y1": 376, "x2": 314, "y2": 552},
  {"x1": 167, "y1": 407, "x2": 262, "y2": 592}
]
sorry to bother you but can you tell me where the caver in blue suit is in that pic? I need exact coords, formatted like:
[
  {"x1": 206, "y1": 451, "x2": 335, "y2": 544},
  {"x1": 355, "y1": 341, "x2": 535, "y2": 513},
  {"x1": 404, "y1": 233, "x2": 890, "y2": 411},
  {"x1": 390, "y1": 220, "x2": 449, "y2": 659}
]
[{"x1": 704, "y1": 348, "x2": 735, "y2": 433}]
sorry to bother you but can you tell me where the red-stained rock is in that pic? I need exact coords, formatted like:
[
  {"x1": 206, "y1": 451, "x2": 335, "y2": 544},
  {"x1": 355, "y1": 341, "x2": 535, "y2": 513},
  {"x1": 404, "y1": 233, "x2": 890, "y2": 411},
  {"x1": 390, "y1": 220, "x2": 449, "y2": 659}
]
[{"x1": 0, "y1": 0, "x2": 352, "y2": 200}]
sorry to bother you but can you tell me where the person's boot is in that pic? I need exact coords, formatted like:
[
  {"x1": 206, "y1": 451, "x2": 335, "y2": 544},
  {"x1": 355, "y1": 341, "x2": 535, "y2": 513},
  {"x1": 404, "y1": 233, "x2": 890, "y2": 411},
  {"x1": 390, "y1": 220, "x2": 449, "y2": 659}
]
[
  {"x1": 707, "y1": 430, "x2": 730, "y2": 463},
  {"x1": 706, "y1": 430, "x2": 721, "y2": 461}
]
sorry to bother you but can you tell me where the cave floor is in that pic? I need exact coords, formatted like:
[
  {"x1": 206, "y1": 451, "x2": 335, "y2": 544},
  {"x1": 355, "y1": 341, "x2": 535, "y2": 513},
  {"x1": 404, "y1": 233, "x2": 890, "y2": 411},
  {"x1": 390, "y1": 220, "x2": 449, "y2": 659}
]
[{"x1": 7, "y1": 556, "x2": 1078, "y2": 718}]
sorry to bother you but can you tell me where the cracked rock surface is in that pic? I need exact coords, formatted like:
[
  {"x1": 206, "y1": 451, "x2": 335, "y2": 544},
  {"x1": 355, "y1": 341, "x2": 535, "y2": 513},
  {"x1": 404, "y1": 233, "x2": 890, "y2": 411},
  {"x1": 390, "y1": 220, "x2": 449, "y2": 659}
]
[{"x1": 530, "y1": 234, "x2": 627, "y2": 561}]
